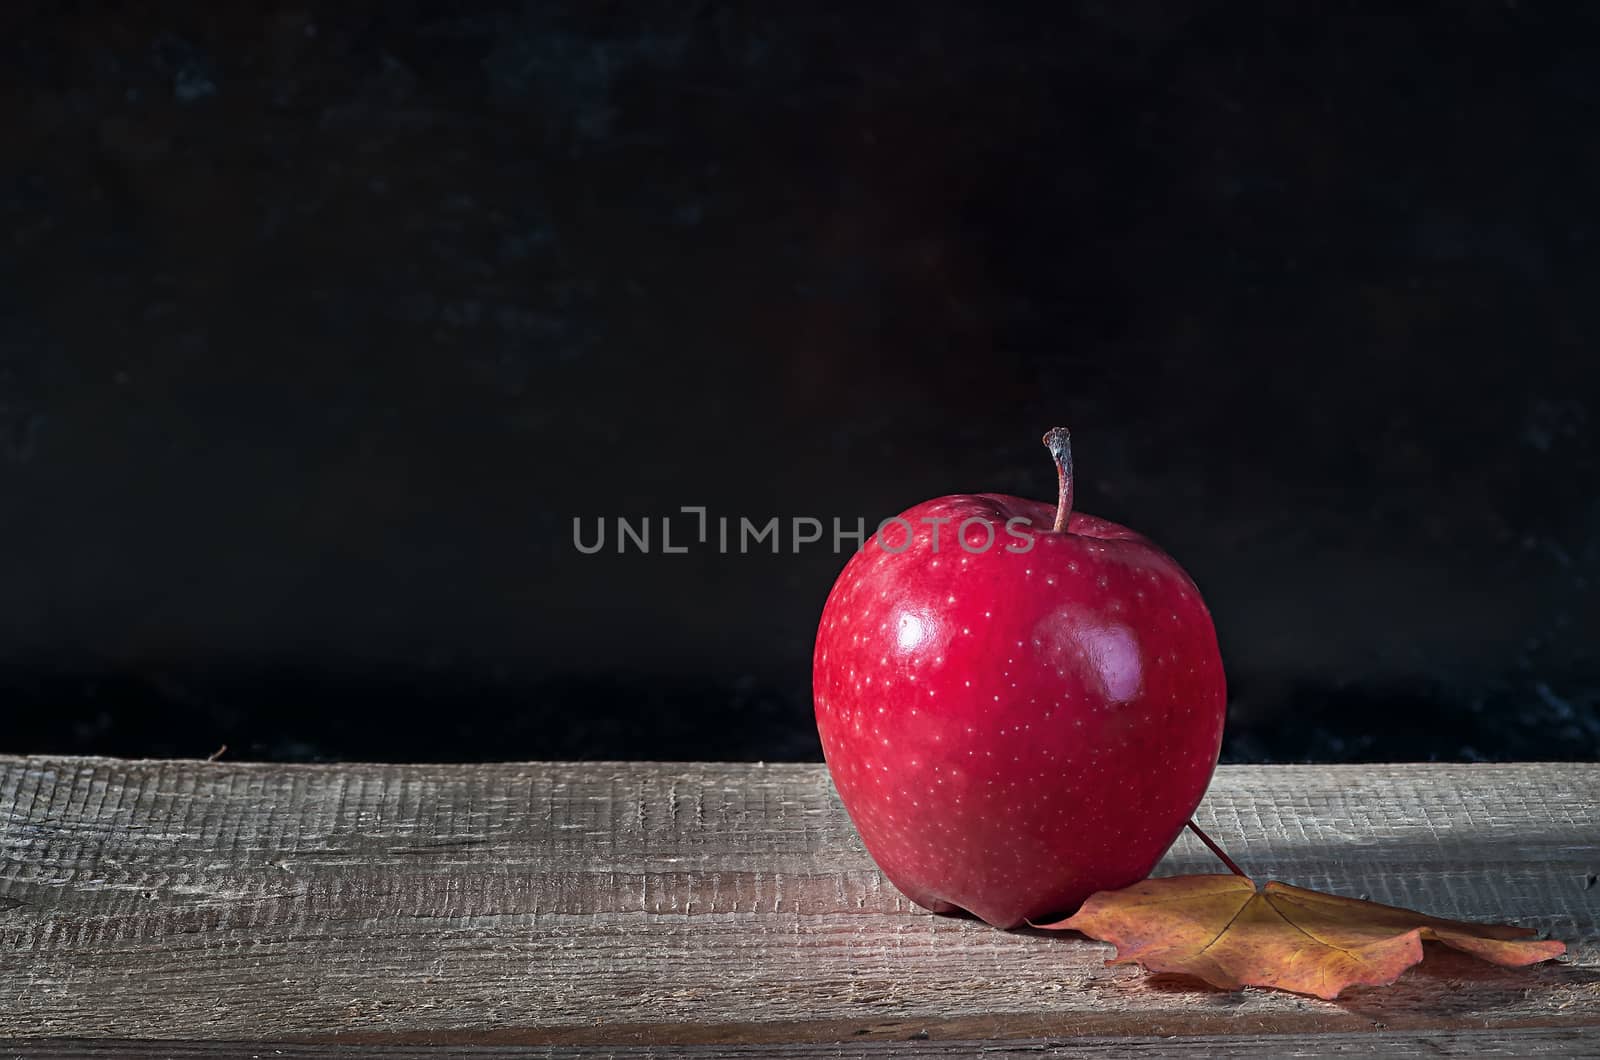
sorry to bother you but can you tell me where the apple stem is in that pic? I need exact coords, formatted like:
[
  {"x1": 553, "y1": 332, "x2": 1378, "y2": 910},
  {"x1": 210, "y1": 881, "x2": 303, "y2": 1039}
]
[
  {"x1": 1042, "y1": 427, "x2": 1074, "y2": 532},
  {"x1": 1186, "y1": 819, "x2": 1251, "y2": 879}
]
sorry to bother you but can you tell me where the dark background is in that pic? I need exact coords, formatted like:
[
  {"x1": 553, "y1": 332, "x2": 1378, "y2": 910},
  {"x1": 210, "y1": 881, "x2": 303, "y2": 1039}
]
[{"x1": 2, "y1": 3, "x2": 1595, "y2": 763}]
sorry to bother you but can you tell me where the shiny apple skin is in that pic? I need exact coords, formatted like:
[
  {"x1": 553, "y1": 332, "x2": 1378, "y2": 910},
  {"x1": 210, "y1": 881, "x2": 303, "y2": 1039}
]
[{"x1": 813, "y1": 493, "x2": 1226, "y2": 929}]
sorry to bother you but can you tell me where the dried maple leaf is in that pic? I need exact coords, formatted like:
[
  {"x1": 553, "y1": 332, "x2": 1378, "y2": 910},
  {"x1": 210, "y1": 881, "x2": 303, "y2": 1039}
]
[{"x1": 1034, "y1": 825, "x2": 1566, "y2": 1000}]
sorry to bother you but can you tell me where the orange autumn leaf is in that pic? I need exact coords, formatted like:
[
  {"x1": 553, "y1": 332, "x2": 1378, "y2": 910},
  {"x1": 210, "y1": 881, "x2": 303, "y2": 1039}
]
[{"x1": 1034, "y1": 874, "x2": 1566, "y2": 1000}]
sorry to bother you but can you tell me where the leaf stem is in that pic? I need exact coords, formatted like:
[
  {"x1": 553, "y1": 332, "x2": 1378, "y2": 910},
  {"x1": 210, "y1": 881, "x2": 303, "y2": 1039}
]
[{"x1": 1185, "y1": 819, "x2": 1250, "y2": 879}]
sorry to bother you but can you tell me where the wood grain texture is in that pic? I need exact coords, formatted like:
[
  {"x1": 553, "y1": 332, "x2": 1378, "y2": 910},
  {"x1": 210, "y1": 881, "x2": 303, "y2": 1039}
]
[
  {"x1": 0, "y1": 759, "x2": 1596, "y2": 1051},
  {"x1": 5, "y1": 1026, "x2": 1599, "y2": 1057}
]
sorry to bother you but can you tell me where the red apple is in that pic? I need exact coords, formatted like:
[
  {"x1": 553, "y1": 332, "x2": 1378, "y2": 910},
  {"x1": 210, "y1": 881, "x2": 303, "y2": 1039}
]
[{"x1": 813, "y1": 428, "x2": 1226, "y2": 928}]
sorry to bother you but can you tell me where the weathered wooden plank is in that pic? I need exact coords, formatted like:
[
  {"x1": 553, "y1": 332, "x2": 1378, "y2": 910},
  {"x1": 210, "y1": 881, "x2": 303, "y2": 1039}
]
[
  {"x1": 0, "y1": 759, "x2": 1595, "y2": 1048},
  {"x1": 6, "y1": 1026, "x2": 1599, "y2": 1057}
]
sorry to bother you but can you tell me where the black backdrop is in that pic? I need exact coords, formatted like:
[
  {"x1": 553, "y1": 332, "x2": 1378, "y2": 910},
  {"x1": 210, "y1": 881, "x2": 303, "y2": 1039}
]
[{"x1": 2, "y1": 3, "x2": 1596, "y2": 763}]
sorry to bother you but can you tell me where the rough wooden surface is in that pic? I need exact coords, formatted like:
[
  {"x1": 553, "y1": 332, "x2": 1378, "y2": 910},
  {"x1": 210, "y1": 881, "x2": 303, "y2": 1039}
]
[
  {"x1": 1, "y1": 759, "x2": 1596, "y2": 1056},
  {"x1": 4, "y1": 1026, "x2": 1597, "y2": 1057}
]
